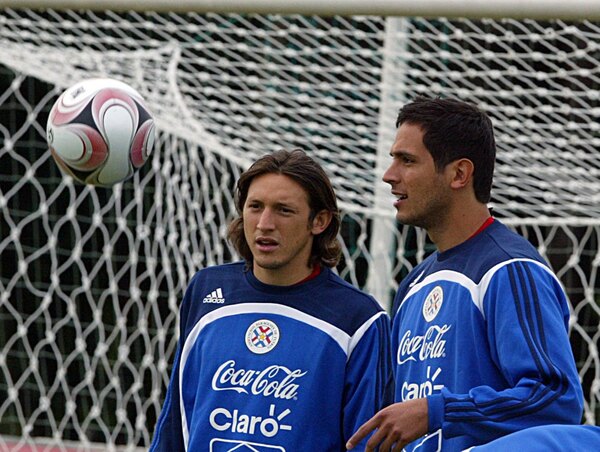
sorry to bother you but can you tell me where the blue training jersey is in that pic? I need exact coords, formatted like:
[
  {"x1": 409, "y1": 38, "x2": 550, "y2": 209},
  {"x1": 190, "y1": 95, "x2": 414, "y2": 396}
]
[
  {"x1": 150, "y1": 262, "x2": 392, "y2": 452},
  {"x1": 391, "y1": 220, "x2": 584, "y2": 451}
]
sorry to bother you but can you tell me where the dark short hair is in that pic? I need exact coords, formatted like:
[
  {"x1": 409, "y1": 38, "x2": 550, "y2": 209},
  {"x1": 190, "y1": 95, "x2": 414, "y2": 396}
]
[
  {"x1": 227, "y1": 149, "x2": 342, "y2": 268},
  {"x1": 396, "y1": 96, "x2": 496, "y2": 203}
]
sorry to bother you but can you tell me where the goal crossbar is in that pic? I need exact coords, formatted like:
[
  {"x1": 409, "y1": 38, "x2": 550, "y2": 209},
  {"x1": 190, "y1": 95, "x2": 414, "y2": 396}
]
[{"x1": 2, "y1": 0, "x2": 600, "y2": 19}]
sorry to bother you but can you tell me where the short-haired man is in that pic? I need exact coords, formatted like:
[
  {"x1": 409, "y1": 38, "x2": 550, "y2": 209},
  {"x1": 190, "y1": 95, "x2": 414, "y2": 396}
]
[{"x1": 347, "y1": 97, "x2": 584, "y2": 451}]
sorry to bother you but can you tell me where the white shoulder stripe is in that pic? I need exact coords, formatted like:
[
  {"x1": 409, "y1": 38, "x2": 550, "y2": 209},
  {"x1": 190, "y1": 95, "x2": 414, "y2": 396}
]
[
  {"x1": 476, "y1": 258, "x2": 562, "y2": 316},
  {"x1": 399, "y1": 270, "x2": 478, "y2": 313},
  {"x1": 397, "y1": 258, "x2": 561, "y2": 321},
  {"x1": 349, "y1": 311, "x2": 388, "y2": 359}
]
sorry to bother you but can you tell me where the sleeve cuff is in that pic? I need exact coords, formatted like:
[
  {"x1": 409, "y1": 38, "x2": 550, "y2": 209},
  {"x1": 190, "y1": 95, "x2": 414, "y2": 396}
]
[{"x1": 427, "y1": 393, "x2": 445, "y2": 432}]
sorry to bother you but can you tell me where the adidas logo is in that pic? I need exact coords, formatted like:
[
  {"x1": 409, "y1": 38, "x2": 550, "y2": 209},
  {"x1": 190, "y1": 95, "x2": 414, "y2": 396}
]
[{"x1": 203, "y1": 288, "x2": 225, "y2": 304}]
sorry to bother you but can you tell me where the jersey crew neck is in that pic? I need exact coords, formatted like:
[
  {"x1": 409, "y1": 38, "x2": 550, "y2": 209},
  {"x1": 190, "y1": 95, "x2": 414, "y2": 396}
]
[{"x1": 244, "y1": 264, "x2": 328, "y2": 294}]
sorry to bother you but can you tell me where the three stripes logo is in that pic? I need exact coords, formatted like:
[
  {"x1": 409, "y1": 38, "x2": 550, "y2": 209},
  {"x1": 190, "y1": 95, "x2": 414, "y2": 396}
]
[{"x1": 203, "y1": 288, "x2": 225, "y2": 304}]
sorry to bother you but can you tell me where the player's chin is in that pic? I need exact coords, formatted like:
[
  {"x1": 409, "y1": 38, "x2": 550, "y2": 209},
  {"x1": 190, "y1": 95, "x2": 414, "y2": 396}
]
[
  {"x1": 395, "y1": 211, "x2": 413, "y2": 225},
  {"x1": 253, "y1": 256, "x2": 284, "y2": 271},
  {"x1": 395, "y1": 210, "x2": 424, "y2": 228}
]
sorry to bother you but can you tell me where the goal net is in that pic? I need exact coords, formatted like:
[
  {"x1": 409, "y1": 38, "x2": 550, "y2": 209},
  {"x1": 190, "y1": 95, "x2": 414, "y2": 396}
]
[{"x1": 0, "y1": 2, "x2": 598, "y2": 449}]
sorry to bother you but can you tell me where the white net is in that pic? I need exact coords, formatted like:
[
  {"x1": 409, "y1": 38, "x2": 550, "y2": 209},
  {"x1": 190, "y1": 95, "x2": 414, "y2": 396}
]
[{"x1": 0, "y1": 6, "x2": 598, "y2": 450}]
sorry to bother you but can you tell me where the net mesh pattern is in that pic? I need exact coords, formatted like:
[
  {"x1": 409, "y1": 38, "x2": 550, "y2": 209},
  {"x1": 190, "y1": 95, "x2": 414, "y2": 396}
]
[{"x1": 0, "y1": 9, "x2": 598, "y2": 449}]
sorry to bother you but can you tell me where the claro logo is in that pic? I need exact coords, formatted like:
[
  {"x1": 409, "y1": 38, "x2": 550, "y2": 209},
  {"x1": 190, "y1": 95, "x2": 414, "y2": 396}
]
[{"x1": 211, "y1": 360, "x2": 307, "y2": 400}]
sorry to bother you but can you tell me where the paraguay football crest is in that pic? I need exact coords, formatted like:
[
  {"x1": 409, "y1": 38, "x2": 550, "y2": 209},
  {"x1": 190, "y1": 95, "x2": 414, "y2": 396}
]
[
  {"x1": 245, "y1": 319, "x2": 280, "y2": 354},
  {"x1": 423, "y1": 286, "x2": 444, "y2": 322}
]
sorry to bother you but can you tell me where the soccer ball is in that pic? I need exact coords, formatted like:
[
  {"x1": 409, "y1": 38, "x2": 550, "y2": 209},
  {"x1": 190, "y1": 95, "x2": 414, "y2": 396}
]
[{"x1": 46, "y1": 78, "x2": 155, "y2": 187}]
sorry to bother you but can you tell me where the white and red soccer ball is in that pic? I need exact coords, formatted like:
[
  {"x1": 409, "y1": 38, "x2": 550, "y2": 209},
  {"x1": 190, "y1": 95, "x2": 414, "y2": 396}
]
[{"x1": 46, "y1": 78, "x2": 155, "y2": 187}]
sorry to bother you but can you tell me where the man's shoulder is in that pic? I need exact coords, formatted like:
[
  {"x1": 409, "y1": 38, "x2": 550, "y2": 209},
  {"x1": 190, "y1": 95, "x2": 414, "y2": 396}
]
[
  {"x1": 474, "y1": 221, "x2": 549, "y2": 271},
  {"x1": 321, "y1": 267, "x2": 384, "y2": 312},
  {"x1": 450, "y1": 220, "x2": 555, "y2": 288},
  {"x1": 287, "y1": 268, "x2": 388, "y2": 336},
  {"x1": 397, "y1": 221, "x2": 548, "y2": 289},
  {"x1": 484, "y1": 220, "x2": 541, "y2": 257},
  {"x1": 191, "y1": 261, "x2": 245, "y2": 280}
]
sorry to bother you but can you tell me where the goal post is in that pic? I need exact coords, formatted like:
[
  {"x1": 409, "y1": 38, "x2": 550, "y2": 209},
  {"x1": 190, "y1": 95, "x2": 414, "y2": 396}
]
[{"x1": 0, "y1": 2, "x2": 599, "y2": 450}]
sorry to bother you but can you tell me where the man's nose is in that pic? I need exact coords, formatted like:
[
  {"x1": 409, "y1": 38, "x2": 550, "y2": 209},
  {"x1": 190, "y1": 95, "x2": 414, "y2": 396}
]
[{"x1": 257, "y1": 208, "x2": 275, "y2": 230}]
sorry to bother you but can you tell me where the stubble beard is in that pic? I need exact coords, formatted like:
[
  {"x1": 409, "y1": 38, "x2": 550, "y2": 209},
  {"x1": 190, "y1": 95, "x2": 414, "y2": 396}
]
[
  {"x1": 252, "y1": 240, "x2": 313, "y2": 275},
  {"x1": 254, "y1": 256, "x2": 286, "y2": 271},
  {"x1": 397, "y1": 192, "x2": 450, "y2": 231}
]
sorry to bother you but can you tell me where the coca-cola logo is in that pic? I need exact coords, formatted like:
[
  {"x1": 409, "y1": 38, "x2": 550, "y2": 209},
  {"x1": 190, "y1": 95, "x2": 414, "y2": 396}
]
[
  {"x1": 211, "y1": 360, "x2": 307, "y2": 400},
  {"x1": 397, "y1": 324, "x2": 451, "y2": 365}
]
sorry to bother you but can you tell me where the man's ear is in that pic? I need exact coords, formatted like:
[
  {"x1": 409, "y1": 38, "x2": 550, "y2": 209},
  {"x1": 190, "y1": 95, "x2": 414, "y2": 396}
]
[
  {"x1": 449, "y1": 158, "x2": 475, "y2": 190},
  {"x1": 311, "y1": 209, "x2": 332, "y2": 235}
]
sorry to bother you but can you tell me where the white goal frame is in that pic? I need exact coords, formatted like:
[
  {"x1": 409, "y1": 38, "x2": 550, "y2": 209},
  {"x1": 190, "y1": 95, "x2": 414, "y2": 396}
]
[
  {"x1": 0, "y1": 1, "x2": 598, "y2": 450},
  {"x1": 1, "y1": 0, "x2": 600, "y2": 19}
]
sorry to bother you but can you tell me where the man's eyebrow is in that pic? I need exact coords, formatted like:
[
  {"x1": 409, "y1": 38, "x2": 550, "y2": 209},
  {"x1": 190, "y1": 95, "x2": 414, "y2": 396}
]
[{"x1": 390, "y1": 149, "x2": 412, "y2": 157}]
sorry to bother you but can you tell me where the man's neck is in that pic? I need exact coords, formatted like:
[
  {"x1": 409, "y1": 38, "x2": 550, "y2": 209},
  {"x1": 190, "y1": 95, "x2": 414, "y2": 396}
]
[
  {"x1": 253, "y1": 263, "x2": 315, "y2": 286},
  {"x1": 429, "y1": 205, "x2": 492, "y2": 252}
]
